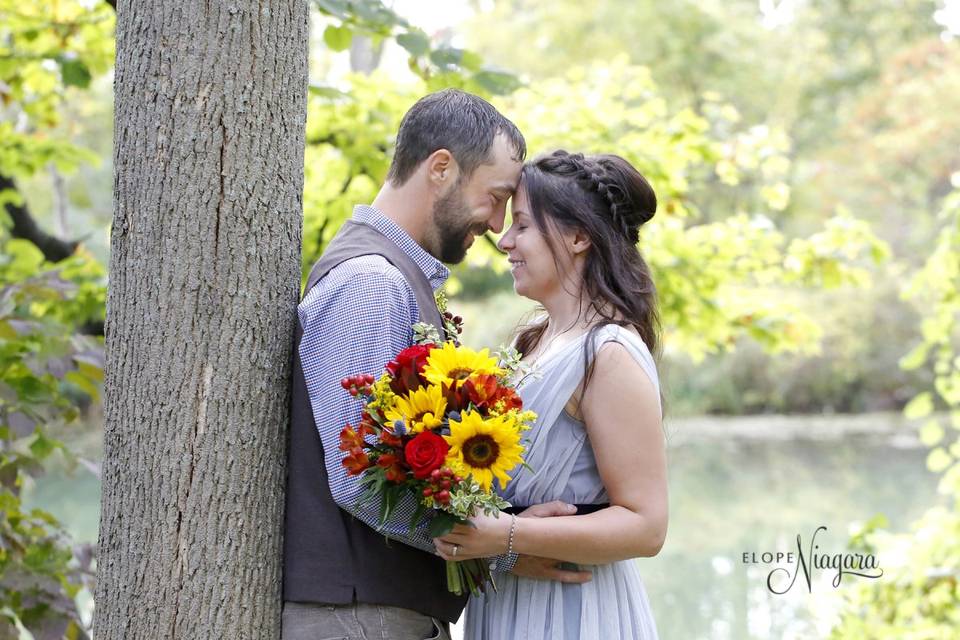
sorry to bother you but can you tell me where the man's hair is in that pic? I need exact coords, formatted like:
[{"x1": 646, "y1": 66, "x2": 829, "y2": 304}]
[{"x1": 386, "y1": 89, "x2": 526, "y2": 186}]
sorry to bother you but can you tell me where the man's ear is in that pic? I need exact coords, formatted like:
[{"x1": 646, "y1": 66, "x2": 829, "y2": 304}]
[{"x1": 425, "y1": 149, "x2": 459, "y2": 188}]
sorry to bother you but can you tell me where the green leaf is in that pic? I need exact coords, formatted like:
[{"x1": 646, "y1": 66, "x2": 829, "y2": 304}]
[
  {"x1": 76, "y1": 360, "x2": 103, "y2": 383},
  {"x1": 428, "y1": 511, "x2": 460, "y2": 538},
  {"x1": 64, "y1": 370, "x2": 99, "y2": 401},
  {"x1": 313, "y1": 0, "x2": 350, "y2": 20},
  {"x1": 4, "y1": 239, "x2": 45, "y2": 276},
  {"x1": 29, "y1": 432, "x2": 58, "y2": 460},
  {"x1": 899, "y1": 342, "x2": 930, "y2": 371},
  {"x1": 470, "y1": 70, "x2": 522, "y2": 95},
  {"x1": 927, "y1": 447, "x2": 953, "y2": 473},
  {"x1": 919, "y1": 419, "x2": 945, "y2": 447},
  {"x1": 308, "y1": 84, "x2": 351, "y2": 100},
  {"x1": 904, "y1": 392, "x2": 934, "y2": 420},
  {"x1": 459, "y1": 51, "x2": 483, "y2": 72},
  {"x1": 58, "y1": 58, "x2": 92, "y2": 89},
  {"x1": 430, "y1": 47, "x2": 464, "y2": 68},
  {"x1": 396, "y1": 31, "x2": 430, "y2": 57},
  {"x1": 323, "y1": 25, "x2": 353, "y2": 52},
  {"x1": 408, "y1": 500, "x2": 428, "y2": 531}
]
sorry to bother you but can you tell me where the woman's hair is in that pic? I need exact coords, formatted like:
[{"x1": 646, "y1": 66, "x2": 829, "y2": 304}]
[{"x1": 514, "y1": 149, "x2": 661, "y2": 396}]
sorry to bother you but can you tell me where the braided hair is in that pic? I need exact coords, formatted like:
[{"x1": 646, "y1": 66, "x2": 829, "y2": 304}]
[{"x1": 514, "y1": 150, "x2": 661, "y2": 395}]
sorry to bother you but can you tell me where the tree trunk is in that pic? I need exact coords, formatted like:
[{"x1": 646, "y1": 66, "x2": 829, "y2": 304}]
[{"x1": 96, "y1": 0, "x2": 308, "y2": 637}]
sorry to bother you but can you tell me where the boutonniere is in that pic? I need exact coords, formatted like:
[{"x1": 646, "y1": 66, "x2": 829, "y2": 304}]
[{"x1": 434, "y1": 288, "x2": 464, "y2": 343}]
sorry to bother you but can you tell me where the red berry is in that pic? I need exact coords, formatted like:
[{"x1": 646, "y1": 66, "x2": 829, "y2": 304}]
[
  {"x1": 341, "y1": 378, "x2": 350, "y2": 389},
  {"x1": 349, "y1": 388, "x2": 358, "y2": 396},
  {"x1": 423, "y1": 487, "x2": 433, "y2": 497},
  {"x1": 436, "y1": 490, "x2": 450, "y2": 503},
  {"x1": 454, "y1": 476, "x2": 463, "y2": 483},
  {"x1": 441, "y1": 480, "x2": 451, "y2": 490},
  {"x1": 430, "y1": 469, "x2": 441, "y2": 481}
]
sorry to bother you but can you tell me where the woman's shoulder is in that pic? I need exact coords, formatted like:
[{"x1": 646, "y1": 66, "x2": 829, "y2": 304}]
[{"x1": 589, "y1": 323, "x2": 655, "y2": 363}]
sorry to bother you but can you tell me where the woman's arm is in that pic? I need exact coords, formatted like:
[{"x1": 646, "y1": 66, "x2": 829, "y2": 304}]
[{"x1": 435, "y1": 341, "x2": 668, "y2": 566}]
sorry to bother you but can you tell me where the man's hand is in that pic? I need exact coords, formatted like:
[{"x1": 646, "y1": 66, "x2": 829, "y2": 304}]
[
  {"x1": 511, "y1": 500, "x2": 590, "y2": 582},
  {"x1": 517, "y1": 500, "x2": 578, "y2": 518},
  {"x1": 511, "y1": 556, "x2": 592, "y2": 583}
]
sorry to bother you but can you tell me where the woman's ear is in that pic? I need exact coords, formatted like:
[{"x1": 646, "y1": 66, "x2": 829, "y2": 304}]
[{"x1": 569, "y1": 228, "x2": 592, "y2": 255}]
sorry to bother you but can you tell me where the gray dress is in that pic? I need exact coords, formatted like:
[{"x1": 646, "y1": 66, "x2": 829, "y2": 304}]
[{"x1": 463, "y1": 324, "x2": 661, "y2": 640}]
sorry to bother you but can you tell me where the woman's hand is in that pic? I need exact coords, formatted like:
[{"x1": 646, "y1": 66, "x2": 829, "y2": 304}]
[{"x1": 433, "y1": 511, "x2": 513, "y2": 561}]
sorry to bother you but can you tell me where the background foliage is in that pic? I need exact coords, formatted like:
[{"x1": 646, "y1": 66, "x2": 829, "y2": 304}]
[{"x1": 1, "y1": 0, "x2": 957, "y2": 636}]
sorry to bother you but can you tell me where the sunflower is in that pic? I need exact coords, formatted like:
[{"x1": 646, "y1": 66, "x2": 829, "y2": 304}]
[
  {"x1": 444, "y1": 410, "x2": 524, "y2": 491},
  {"x1": 384, "y1": 383, "x2": 447, "y2": 434},
  {"x1": 422, "y1": 342, "x2": 503, "y2": 389}
]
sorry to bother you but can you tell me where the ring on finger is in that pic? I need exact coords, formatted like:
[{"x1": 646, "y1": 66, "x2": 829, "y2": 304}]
[{"x1": 452, "y1": 543, "x2": 460, "y2": 557}]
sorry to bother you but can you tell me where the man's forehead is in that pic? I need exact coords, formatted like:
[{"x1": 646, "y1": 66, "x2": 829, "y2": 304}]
[{"x1": 473, "y1": 158, "x2": 521, "y2": 191}]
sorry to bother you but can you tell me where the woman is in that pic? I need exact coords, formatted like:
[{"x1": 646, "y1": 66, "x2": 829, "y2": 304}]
[{"x1": 434, "y1": 150, "x2": 667, "y2": 639}]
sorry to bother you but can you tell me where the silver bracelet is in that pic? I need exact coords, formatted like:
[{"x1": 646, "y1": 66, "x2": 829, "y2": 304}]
[{"x1": 507, "y1": 514, "x2": 518, "y2": 555}]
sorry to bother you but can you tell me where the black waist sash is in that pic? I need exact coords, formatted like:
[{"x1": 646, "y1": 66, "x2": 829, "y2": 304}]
[{"x1": 503, "y1": 503, "x2": 610, "y2": 516}]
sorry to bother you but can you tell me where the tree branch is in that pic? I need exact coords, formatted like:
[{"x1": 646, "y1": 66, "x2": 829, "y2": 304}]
[{"x1": 1, "y1": 174, "x2": 80, "y2": 262}]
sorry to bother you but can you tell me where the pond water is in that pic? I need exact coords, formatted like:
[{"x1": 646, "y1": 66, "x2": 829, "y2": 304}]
[{"x1": 21, "y1": 413, "x2": 942, "y2": 639}]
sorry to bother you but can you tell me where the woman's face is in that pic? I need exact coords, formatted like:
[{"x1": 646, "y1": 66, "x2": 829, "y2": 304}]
[{"x1": 497, "y1": 185, "x2": 575, "y2": 302}]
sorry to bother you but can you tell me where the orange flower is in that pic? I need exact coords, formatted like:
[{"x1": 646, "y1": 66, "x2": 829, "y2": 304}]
[
  {"x1": 342, "y1": 447, "x2": 370, "y2": 475},
  {"x1": 339, "y1": 426, "x2": 364, "y2": 452},
  {"x1": 377, "y1": 453, "x2": 406, "y2": 483}
]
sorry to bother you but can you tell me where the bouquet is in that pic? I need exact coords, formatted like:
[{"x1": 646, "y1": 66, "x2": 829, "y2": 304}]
[{"x1": 338, "y1": 321, "x2": 535, "y2": 595}]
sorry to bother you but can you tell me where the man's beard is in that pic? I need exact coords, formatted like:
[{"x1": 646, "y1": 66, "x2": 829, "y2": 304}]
[{"x1": 432, "y1": 184, "x2": 484, "y2": 264}]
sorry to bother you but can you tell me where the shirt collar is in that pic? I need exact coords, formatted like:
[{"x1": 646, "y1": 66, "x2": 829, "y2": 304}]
[{"x1": 352, "y1": 205, "x2": 450, "y2": 291}]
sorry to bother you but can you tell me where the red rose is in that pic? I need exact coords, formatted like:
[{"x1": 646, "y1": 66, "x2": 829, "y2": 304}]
[
  {"x1": 387, "y1": 344, "x2": 436, "y2": 394},
  {"x1": 404, "y1": 431, "x2": 450, "y2": 479},
  {"x1": 387, "y1": 344, "x2": 436, "y2": 375}
]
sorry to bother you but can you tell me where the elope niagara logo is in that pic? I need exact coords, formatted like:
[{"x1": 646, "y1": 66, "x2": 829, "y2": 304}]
[{"x1": 742, "y1": 526, "x2": 884, "y2": 594}]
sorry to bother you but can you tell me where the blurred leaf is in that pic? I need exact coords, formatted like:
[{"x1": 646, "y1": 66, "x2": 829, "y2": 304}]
[
  {"x1": 927, "y1": 447, "x2": 952, "y2": 473},
  {"x1": 919, "y1": 419, "x2": 945, "y2": 447},
  {"x1": 430, "y1": 46, "x2": 465, "y2": 68},
  {"x1": 899, "y1": 342, "x2": 929, "y2": 371},
  {"x1": 29, "y1": 432, "x2": 57, "y2": 460},
  {"x1": 323, "y1": 24, "x2": 353, "y2": 52},
  {"x1": 57, "y1": 58, "x2": 91, "y2": 89},
  {"x1": 904, "y1": 392, "x2": 934, "y2": 420},
  {"x1": 470, "y1": 70, "x2": 522, "y2": 95},
  {"x1": 308, "y1": 84, "x2": 352, "y2": 100},
  {"x1": 396, "y1": 30, "x2": 430, "y2": 56}
]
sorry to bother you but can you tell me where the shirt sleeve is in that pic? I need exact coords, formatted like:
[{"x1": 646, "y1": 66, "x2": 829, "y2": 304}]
[
  {"x1": 490, "y1": 551, "x2": 519, "y2": 574},
  {"x1": 298, "y1": 257, "x2": 436, "y2": 553}
]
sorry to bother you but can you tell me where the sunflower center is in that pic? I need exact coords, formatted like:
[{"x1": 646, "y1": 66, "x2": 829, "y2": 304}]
[
  {"x1": 448, "y1": 367, "x2": 474, "y2": 381},
  {"x1": 462, "y1": 435, "x2": 500, "y2": 468}
]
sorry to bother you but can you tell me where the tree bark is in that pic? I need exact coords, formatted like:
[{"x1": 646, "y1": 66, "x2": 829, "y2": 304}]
[{"x1": 96, "y1": 0, "x2": 308, "y2": 637}]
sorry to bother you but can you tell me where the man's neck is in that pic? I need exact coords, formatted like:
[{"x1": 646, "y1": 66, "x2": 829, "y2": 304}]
[{"x1": 372, "y1": 183, "x2": 431, "y2": 248}]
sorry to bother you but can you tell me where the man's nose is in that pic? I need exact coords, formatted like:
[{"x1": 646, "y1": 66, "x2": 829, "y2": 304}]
[{"x1": 487, "y1": 208, "x2": 507, "y2": 234}]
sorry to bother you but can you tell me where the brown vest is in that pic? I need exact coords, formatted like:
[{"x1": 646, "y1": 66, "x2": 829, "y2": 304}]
[{"x1": 282, "y1": 220, "x2": 466, "y2": 621}]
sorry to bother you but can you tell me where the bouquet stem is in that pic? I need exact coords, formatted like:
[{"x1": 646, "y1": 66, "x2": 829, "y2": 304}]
[{"x1": 446, "y1": 558, "x2": 496, "y2": 596}]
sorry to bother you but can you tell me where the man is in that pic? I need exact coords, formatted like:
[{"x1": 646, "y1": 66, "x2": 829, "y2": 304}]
[{"x1": 282, "y1": 89, "x2": 590, "y2": 640}]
